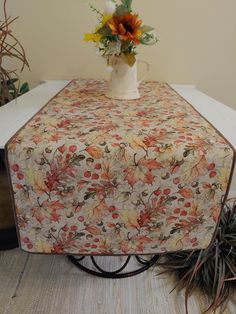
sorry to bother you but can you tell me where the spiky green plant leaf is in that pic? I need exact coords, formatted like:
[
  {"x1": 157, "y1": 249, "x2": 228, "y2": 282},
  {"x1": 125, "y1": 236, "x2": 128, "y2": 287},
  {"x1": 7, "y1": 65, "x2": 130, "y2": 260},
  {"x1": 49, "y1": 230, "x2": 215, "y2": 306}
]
[
  {"x1": 0, "y1": 0, "x2": 29, "y2": 106},
  {"x1": 20, "y1": 82, "x2": 29, "y2": 94},
  {"x1": 157, "y1": 199, "x2": 236, "y2": 314}
]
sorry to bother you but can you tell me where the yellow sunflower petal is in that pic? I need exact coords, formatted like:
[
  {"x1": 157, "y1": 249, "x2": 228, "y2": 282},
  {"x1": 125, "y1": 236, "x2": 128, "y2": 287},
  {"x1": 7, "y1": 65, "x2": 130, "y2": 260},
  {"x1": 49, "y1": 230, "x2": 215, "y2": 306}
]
[
  {"x1": 133, "y1": 29, "x2": 142, "y2": 38},
  {"x1": 107, "y1": 19, "x2": 117, "y2": 32}
]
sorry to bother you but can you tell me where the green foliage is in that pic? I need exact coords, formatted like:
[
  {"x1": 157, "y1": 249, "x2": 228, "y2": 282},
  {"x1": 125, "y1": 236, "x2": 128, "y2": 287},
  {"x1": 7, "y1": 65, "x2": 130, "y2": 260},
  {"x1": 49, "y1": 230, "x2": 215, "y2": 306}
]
[
  {"x1": 115, "y1": 4, "x2": 129, "y2": 16},
  {"x1": 0, "y1": 0, "x2": 29, "y2": 106},
  {"x1": 96, "y1": 25, "x2": 112, "y2": 37},
  {"x1": 89, "y1": 3, "x2": 103, "y2": 21},
  {"x1": 20, "y1": 82, "x2": 29, "y2": 95},
  {"x1": 0, "y1": 79, "x2": 29, "y2": 105},
  {"x1": 140, "y1": 32, "x2": 159, "y2": 45},
  {"x1": 115, "y1": 0, "x2": 133, "y2": 16},
  {"x1": 121, "y1": 0, "x2": 132, "y2": 11},
  {"x1": 140, "y1": 25, "x2": 155, "y2": 33}
]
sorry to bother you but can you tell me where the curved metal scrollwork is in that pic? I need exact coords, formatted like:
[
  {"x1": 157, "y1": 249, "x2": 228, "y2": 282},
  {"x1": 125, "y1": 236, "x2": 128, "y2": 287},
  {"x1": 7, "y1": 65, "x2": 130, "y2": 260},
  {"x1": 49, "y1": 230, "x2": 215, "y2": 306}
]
[{"x1": 67, "y1": 255, "x2": 160, "y2": 279}]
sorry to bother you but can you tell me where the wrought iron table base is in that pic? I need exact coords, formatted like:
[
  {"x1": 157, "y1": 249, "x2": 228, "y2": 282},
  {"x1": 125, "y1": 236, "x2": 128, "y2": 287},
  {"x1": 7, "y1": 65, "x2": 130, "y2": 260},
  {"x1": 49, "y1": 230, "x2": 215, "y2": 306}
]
[{"x1": 67, "y1": 255, "x2": 160, "y2": 279}]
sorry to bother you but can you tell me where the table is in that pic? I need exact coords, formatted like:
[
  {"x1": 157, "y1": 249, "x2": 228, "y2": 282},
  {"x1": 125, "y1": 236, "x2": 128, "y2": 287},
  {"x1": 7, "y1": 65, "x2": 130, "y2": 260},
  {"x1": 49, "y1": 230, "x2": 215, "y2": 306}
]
[
  {"x1": 2, "y1": 80, "x2": 236, "y2": 277},
  {"x1": 1, "y1": 80, "x2": 236, "y2": 194}
]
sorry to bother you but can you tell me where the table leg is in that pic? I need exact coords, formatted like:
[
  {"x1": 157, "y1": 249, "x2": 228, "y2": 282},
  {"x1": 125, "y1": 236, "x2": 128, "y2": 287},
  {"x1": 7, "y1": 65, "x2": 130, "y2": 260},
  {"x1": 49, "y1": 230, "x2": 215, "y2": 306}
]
[{"x1": 67, "y1": 255, "x2": 160, "y2": 279}]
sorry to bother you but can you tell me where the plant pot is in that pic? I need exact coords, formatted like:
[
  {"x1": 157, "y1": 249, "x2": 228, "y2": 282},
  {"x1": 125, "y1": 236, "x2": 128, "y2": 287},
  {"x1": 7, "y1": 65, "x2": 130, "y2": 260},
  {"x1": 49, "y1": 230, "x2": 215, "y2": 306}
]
[{"x1": 0, "y1": 149, "x2": 18, "y2": 250}]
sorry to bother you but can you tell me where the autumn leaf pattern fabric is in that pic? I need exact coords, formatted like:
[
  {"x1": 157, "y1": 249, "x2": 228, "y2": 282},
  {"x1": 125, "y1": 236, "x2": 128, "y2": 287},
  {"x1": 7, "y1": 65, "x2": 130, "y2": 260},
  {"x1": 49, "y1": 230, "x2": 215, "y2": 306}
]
[{"x1": 6, "y1": 80, "x2": 235, "y2": 255}]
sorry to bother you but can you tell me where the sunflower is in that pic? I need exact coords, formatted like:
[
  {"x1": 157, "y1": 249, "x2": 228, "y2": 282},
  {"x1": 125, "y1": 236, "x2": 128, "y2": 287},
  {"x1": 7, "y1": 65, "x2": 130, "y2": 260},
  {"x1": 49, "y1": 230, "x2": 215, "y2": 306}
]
[{"x1": 107, "y1": 13, "x2": 143, "y2": 44}]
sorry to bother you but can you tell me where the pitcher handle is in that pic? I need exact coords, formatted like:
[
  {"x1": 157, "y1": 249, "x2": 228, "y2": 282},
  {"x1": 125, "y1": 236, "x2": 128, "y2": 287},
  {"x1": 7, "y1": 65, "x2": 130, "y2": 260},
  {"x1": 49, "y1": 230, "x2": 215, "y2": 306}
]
[{"x1": 137, "y1": 60, "x2": 150, "y2": 86}]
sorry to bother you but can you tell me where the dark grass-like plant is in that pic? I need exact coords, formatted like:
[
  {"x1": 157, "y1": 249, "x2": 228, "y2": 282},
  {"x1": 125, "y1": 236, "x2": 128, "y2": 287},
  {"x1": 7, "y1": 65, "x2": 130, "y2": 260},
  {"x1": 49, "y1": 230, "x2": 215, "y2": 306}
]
[
  {"x1": 0, "y1": 0, "x2": 29, "y2": 106},
  {"x1": 157, "y1": 198, "x2": 236, "y2": 314}
]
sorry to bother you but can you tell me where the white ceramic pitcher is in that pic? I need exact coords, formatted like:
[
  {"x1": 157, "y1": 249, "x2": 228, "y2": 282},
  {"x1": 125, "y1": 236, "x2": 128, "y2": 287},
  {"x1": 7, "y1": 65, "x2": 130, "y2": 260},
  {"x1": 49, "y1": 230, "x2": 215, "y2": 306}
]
[{"x1": 106, "y1": 57, "x2": 150, "y2": 100}]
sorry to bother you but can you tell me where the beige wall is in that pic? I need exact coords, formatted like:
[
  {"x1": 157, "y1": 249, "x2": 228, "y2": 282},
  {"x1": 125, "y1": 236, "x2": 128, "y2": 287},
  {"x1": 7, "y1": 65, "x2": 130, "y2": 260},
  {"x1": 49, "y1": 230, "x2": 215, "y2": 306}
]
[{"x1": 2, "y1": 0, "x2": 236, "y2": 109}]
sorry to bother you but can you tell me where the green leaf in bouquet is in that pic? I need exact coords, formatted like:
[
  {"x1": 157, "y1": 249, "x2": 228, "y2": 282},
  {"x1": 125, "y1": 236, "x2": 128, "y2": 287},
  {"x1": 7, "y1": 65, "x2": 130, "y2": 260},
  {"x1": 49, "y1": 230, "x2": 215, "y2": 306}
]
[
  {"x1": 121, "y1": 39, "x2": 131, "y2": 50},
  {"x1": 20, "y1": 82, "x2": 29, "y2": 94},
  {"x1": 122, "y1": 53, "x2": 136, "y2": 67},
  {"x1": 140, "y1": 25, "x2": 155, "y2": 34},
  {"x1": 140, "y1": 32, "x2": 159, "y2": 45},
  {"x1": 115, "y1": 4, "x2": 129, "y2": 16},
  {"x1": 121, "y1": 0, "x2": 132, "y2": 11},
  {"x1": 96, "y1": 25, "x2": 112, "y2": 37},
  {"x1": 109, "y1": 35, "x2": 120, "y2": 41}
]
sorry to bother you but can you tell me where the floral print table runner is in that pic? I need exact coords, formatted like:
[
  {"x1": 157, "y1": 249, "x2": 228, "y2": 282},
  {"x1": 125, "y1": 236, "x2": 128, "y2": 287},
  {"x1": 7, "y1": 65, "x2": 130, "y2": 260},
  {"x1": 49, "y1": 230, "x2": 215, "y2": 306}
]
[{"x1": 6, "y1": 80, "x2": 235, "y2": 255}]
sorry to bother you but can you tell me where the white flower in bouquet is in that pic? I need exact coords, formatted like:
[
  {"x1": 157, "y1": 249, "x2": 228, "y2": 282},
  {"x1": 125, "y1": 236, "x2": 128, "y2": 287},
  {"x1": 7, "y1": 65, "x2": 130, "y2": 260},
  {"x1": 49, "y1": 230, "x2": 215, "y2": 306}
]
[
  {"x1": 106, "y1": 41, "x2": 121, "y2": 56},
  {"x1": 104, "y1": 0, "x2": 116, "y2": 15}
]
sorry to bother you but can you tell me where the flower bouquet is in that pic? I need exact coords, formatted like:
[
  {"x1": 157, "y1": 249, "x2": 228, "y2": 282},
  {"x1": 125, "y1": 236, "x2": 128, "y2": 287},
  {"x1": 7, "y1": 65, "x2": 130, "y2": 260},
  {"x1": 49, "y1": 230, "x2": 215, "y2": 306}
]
[{"x1": 84, "y1": 0, "x2": 158, "y2": 99}]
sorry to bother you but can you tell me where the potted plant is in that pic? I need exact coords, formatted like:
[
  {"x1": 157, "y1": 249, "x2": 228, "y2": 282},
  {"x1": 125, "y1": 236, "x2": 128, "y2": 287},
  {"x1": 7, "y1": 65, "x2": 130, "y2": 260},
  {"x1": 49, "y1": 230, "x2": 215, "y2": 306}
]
[
  {"x1": 157, "y1": 199, "x2": 236, "y2": 314},
  {"x1": 0, "y1": 0, "x2": 29, "y2": 250}
]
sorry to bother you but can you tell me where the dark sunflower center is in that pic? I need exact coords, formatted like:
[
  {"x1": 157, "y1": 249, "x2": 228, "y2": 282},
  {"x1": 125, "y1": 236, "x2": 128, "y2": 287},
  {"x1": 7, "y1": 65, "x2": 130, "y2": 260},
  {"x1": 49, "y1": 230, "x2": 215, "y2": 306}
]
[{"x1": 123, "y1": 23, "x2": 133, "y2": 34}]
